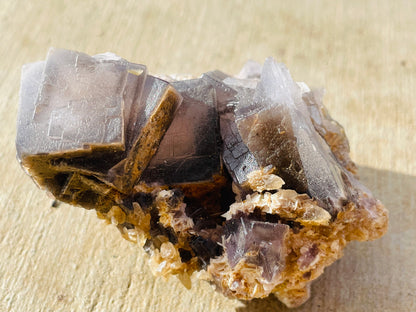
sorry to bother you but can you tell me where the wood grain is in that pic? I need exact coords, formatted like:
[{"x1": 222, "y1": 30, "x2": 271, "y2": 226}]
[{"x1": 0, "y1": 1, "x2": 415, "y2": 311}]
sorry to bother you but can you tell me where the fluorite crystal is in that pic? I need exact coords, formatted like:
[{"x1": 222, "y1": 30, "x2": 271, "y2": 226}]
[
  {"x1": 16, "y1": 49, "x2": 388, "y2": 308},
  {"x1": 17, "y1": 48, "x2": 181, "y2": 208},
  {"x1": 142, "y1": 78, "x2": 221, "y2": 185}
]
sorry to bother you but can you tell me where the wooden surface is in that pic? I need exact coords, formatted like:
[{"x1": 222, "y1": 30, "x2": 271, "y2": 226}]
[{"x1": 1, "y1": 1, "x2": 415, "y2": 311}]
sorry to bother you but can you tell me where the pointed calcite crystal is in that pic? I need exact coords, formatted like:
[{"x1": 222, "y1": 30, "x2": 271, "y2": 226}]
[{"x1": 16, "y1": 49, "x2": 388, "y2": 308}]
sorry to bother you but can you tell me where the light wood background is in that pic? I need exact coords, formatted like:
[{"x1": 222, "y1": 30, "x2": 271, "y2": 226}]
[{"x1": 0, "y1": 1, "x2": 415, "y2": 311}]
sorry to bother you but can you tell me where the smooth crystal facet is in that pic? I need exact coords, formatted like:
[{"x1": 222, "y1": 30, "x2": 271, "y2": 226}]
[
  {"x1": 142, "y1": 78, "x2": 221, "y2": 185},
  {"x1": 233, "y1": 58, "x2": 351, "y2": 215},
  {"x1": 203, "y1": 71, "x2": 260, "y2": 189}
]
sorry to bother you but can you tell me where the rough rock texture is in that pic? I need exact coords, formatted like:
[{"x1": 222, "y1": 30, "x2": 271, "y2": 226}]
[{"x1": 16, "y1": 49, "x2": 388, "y2": 308}]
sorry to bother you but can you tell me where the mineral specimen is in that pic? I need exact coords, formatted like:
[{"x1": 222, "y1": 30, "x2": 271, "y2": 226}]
[{"x1": 16, "y1": 48, "x2": 388, "y2": 308}]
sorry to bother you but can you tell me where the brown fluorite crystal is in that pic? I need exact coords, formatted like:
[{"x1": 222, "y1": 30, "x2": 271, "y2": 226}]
[{"x1": 16, "y1": 49, "x2": 388, "y2": 308}]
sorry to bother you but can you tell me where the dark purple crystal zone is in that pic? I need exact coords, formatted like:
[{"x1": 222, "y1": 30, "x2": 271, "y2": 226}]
[
  {"x1": 142, "y1": 78, "x2": 222, "y2": 185},
  {"x1": 205, "y1": 59, "x2": 371, "y2": 217}
]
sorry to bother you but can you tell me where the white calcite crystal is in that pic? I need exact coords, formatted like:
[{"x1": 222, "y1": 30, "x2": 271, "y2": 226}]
[{"x1": 16, "y1": 49, "x2": 388, "y2": 308}]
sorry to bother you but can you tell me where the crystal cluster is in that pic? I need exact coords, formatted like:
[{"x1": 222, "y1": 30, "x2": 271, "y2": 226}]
[{"x1": 16, "y1": 48, "x2": 388, "y2": 308}]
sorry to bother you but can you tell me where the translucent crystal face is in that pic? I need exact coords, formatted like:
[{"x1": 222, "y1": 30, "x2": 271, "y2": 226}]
[
  {"x1": 17, "y1": 49, "x2": 134, "y2": 157},
  {"x1": 224, "y1": 217, "x2": 288, "y2": 281},
  {"x1": 16, "y1": 60, "x2": 45, "y2": 159},
  {"x1": 230, "y1": 58, "x2": 356, "y2": 215},
  {"x1": 142, "y1": 79, "x2": 221, "y2": 185},
  {"x1": 203, "y1": 72, "x2": 260, "y2": 189}
]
